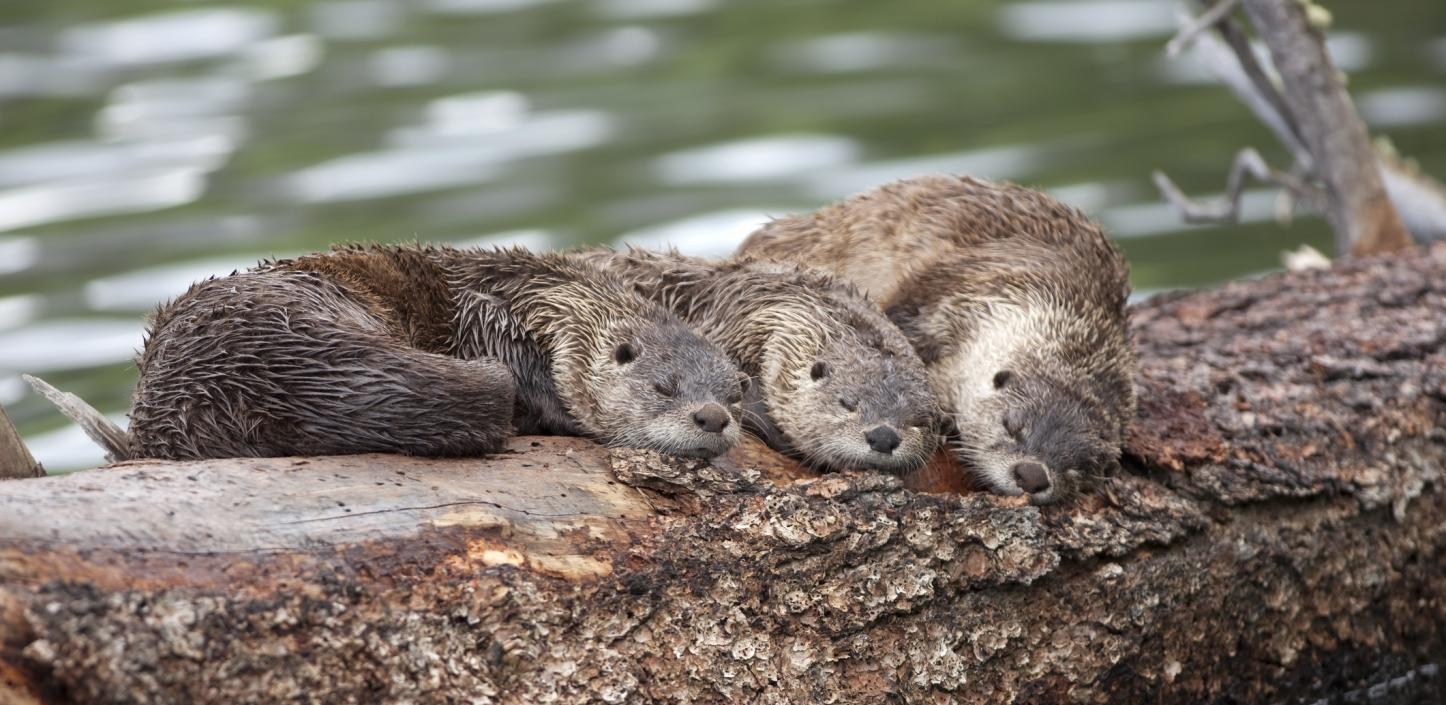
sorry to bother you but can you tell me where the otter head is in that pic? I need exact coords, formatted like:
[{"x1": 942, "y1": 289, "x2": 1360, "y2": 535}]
[
  {"x1": 765, "y1": 334, "x2": 936, "y2": 474},
  {"x1": 947, "y1": 365, "x2": 1125, "y2": 505},
  {"x1": 592, "y1": 319, "x2": 746, "y2": 459}
]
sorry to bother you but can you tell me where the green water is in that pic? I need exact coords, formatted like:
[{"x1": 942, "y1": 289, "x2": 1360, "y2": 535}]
[{"x1": 2, "y1": 0, "x2": 1443, "y2": 470}]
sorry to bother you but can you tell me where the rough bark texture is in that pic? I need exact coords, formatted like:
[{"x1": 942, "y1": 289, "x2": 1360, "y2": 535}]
[
  {"x1": 2, "y1": 245, "x2": 1445, "y2": 705},
  {"x1": 1240, "y1": 0, "x2": 1414, "y2": 257},
  {"x1": 0, "y1": 408, "x2": 41, "y2": 480}
]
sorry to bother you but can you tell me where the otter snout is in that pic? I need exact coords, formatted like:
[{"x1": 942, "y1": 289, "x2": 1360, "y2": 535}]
[
  {"x1": 865, "y1": 425, "x2": 901, "y2": 454},
  {"x1": 1011, "y1": 461, "x2": 1051, "y2": 494},
  {"x1": 692, "y1": 402, "x2": 731, "y2": 433}
]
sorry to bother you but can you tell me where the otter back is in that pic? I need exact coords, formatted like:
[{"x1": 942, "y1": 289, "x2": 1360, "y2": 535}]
[{"x1": 131, "y1": 253, "x2": 515, "y2": 460}]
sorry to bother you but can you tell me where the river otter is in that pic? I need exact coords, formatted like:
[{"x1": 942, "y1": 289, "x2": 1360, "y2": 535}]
[
  {"x1": 39, "y1": 244, "x2": 744, "y2": 461},
  {"x1": 738, "y1": 175, "x2": 1136, "y2": 503},
  {"x1": 577, "y1": 248, "x2": 938, "y2": 473}
]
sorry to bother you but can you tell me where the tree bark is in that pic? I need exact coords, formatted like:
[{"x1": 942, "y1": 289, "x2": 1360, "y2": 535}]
[
  {"x1": 1239, "y1": 0, "x2": 1414, "y2": 257},
  {"x1": 0, "y1": 407, "x2": 42, "y2": 480},
  {"x1": 2, "y1": 244, "x2": 1444, "y2": 705}
]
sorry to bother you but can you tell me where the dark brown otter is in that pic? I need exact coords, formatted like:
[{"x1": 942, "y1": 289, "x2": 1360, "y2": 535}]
[
  {"x1": 43, "y1": 244, "x2": 745, "y2": 461},
  {"x1": 739, "y1": 175, "x2": 1137, "y2": 503}
]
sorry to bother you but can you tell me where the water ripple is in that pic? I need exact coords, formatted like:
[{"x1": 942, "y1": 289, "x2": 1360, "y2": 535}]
[
  {"x1": 615, "y1": 209, "x2": 779, "y2": 257},
  {"x1": 0, "y1": 319, "x2": 144, "y2": 374},
  {"x1": 654, "y1": 134, "x2": 860, "y2": 186},
  {"x1": 997, "y1": 0, "x2": 1176, "y2": 44},
  {"x1": 60, "y1": 8, "x2": 280, "y2": 68},
  {"x1": 0, "y1": 169, "x2": 209, "y2": 233}
]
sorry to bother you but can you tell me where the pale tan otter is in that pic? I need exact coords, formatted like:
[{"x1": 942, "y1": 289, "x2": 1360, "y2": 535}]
[
  {"x1": 739, "y1": 175, "x2": 1136, "y2": 503},
  {"x1": 576, "y1": 248, "x2": 938, "y2": 474},
  {"x1": 39, "y1": 244, "x2": 745, "y2": 461}
]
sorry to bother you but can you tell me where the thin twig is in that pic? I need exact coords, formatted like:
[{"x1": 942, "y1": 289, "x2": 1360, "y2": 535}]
[
  {"x1": 1166, "y1": 0, "x2": 1241, "y2": 57},
  {"x1": 1152, "y1": 147, "x2": 1325, "y2": 223},
  {"x1": 1210, "y1": 11, "x2": 1310, "y2": 167}
]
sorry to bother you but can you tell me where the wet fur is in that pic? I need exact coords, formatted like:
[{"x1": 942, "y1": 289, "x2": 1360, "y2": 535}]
[
  {"x1": 436, "y1": 246, "x2": 744, "y2": 457},
  {"x1": 131, "y1": 256, "x2": 515, "y2": 459},
  {"x1": 577, "y1": 248, "x2": 938, "y2": 473},
  {"x1": 739, "y1": 175, "x2": 1136, "y2": 502},
  {"x1": 124, "y1": 244, "x2": 742, "y2": 460}
]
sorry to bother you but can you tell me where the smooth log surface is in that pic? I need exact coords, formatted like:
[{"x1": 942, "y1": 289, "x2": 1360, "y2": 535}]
[{"x1": 2, "y1": 244, "x2": 1445, "y2": 705}]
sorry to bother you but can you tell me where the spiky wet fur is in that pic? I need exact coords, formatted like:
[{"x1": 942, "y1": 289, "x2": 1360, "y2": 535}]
[
  {"x1": 577, "y1": 248, "x2": 938, "y2": 474},
  {"x1": 127, "y1": 244, "x2": 742, "y2": 460},
  {"x1": 739, "y1": 175, "x2": 1136, "y2": 503},
  {"x1": 438, "y1": 246, "x2": 743, "y2": 458},
  {"x1": 131, "y1": 250, "x2": 514, "y2": 459}
]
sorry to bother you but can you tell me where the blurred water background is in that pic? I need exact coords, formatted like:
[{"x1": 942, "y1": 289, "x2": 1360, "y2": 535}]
[{"x1": 1, "y1": 0, "x2": 1443, "y2": 472}]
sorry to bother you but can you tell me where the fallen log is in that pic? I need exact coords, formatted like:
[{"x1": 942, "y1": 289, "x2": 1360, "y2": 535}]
[{"x1": 2, "y1": 245, "x2": 1444, "y2": 705}]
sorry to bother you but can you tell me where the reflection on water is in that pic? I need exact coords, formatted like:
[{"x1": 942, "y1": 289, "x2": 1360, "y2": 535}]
[
  {"x1": 655, "y1": 134, "x2": 859, "y2": 185},
  {"x1": 997, "y1": 0, "x2": 1176, "y2": 43},
  {"x1": 618, "y1": 209, "x2": 776, "y2": 257},
  {"x1": 1, "y1": 0, "x2": 1443, "y2": 471}
]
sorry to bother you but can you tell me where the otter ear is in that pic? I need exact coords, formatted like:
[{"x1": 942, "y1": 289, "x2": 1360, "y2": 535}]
[
  {"x1": 613, "y1": 342, "x2": 638, "y2": 364},
  {"x1": 993, "y1": 370, "x2": 1013, "y2": 389},
  {"x1": 810, "y1": 361, "x2": 829, "y2": 381}
]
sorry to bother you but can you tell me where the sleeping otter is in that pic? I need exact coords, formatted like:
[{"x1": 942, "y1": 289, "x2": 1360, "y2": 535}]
[
  {"x1": 38, "y1": 244, "x2": 746, "y2": 461},
  {"x1": 739, "y1": 175, "x2": 1137, "y2": 503}
]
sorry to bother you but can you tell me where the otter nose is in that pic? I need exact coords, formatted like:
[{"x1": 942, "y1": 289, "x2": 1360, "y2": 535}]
[
  {"x1": 864, "y1": 425, "x2": 901, "y2": 454},
  {"x1": 1012, "y1": 462, "x2": 1051, "y2": 494},
  {"x1": 692, "y1": 403, "x2": 731, "y2": 433}
]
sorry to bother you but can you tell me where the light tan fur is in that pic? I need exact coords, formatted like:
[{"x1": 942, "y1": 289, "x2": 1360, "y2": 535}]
[{"x1": 740, "y1": 175, "x2": 1136, "y2": 503}]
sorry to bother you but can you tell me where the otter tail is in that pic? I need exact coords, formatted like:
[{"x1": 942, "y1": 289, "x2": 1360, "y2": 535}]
[{"x1": 22, "y1": 374, "x2": 133, "y2": 463}]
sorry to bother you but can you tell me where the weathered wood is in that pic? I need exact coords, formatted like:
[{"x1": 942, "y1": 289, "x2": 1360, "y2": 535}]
[
  {"x1": 1238, "y1": 0, "x2": 1412, "y2": 256},
  {"x1": 0, "y1": 407, "x2": 41, "y2": 481},
  {"x1": 20, "y1": 376, "x2": 129, "y2": 464},
  {"x1": 2, "y1": 244, "x2": 1445, "y2": 704},
  {"x1": 1160, "y1": 2, "x2": 1446, "y2": 252}
]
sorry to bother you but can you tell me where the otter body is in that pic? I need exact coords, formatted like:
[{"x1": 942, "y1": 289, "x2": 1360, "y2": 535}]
[
  {"x1": 739, "y1": 175, "x2": 1136, "y2": 503},
  {"x1": 123, "y1": 244, "x2": 744, "y2": 460},
  {"x1": 130, "y1": 248, "x2": 514, "y2": 460},
  {"x1": 577, "y1": 248, "x2": 937, "y2": 474}
]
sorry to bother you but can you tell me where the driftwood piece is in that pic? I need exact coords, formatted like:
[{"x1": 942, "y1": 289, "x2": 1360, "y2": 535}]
[
  {"x1": 0, "y1": 407, "x2": 41, "y2": 480},
  {"x1": 1237, "y1": 0, "x2": 1412, "y2": 256},
  {"x1": 2, "y1": 244, "x2": 1445, "y2": 704},
  {"x1": 1159, "y1": 0, "x2": 1429, "y2": 256}
]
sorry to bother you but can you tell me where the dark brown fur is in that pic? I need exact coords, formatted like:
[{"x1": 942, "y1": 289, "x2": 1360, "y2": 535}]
[
  {"x1": 131, "y1": 251, "x2": 514, "y2": 459},
  {"x1": 122, "y1": 244, "x2": 743, "y2": 460},
  {"x1": 740, "y1": 175, "x2": 1137, "y2": 503}
]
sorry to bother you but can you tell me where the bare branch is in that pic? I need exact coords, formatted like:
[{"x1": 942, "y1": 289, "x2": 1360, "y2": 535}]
[
  {"x1": 1239, "y1": 0, "x2": 1411, "y2": 256},
  {"x1": 1208, "y1": 9, "x2": 1309, "y2": 165},
  {"x1": 1152, "y1": 147, "x2": 1325, "y2": 224},
  {"x1": 1181, "y1": 11, "x2": 1312, "y2": 169},
  {"x1": 1166, "y1": 0, "x2": 1240, "y2": 57}
]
